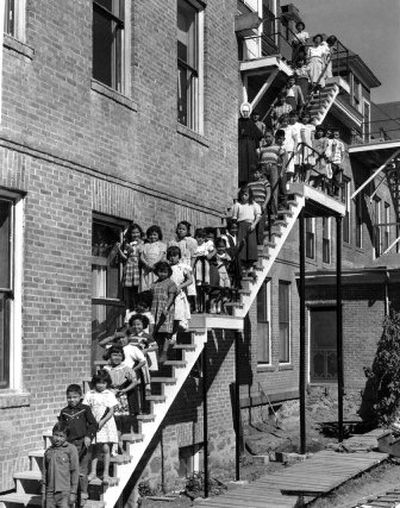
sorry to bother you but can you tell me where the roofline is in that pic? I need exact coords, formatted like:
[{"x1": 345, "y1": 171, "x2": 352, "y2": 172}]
[
  {"x1": 347, "y1": 54, "x2": 381, "y2": 88},
  {"x1": 349, "y1": 139, "x2": 400, "y2": 154}
]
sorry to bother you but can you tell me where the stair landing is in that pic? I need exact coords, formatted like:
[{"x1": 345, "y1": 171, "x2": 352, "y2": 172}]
[{"x1": 288, "y1": 183, "x2": 346, "y2": 217}]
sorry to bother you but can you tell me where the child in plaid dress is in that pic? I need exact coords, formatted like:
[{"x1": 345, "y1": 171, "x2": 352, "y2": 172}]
[
  {"x1": 117, "y1": 223, "x2": 144, "y2": 311},
  {"x1": 151, "y1": 261, "x2": 178, "y2": 364}
]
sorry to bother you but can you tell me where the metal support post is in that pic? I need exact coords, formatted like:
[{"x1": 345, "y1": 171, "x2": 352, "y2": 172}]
[
  {"x1": 336, "y1": 216, "x2": 344, "y2": 442},
  {"x1": 203, "y1": 346, "x2": 209, "y2": 497},
  {"x1": 299, "y1": 211, "x2": 306, "y2": 454},
  {"x1": 235, "y1": 331, "x2": 240, "y2": 481}
]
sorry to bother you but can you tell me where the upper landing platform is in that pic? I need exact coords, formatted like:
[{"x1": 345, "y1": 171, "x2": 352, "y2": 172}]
[{"x1": 288, "y1": 183, "x2": 346, "y2": 218}]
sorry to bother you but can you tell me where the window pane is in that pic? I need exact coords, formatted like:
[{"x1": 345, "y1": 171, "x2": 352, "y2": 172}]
[
  {"x1": 93, "y1": 8, "x2": 113, "y2": 87},
  {"x1": 310, "y1": 307, "x2": 337, "y2": 382},
  {"x1": 257, "y1": 322, "x2": 270, "y2": 363},
  {"x1": 0, "y1": 200, "x2": 11, "y2": 289},
  {"x1": 92, "y1": 221, "x2": 121, "y2": 298},
  {"x1": 279, "y1": 282, "x2": 290, "y2": 363},
  {"x1": 177, "y1": 1, "x2": 197, "y2": 68},
  {"x1": 0, "y1": 294, "x2": 10, "y2": 387},
  {"x1": 92, "y1": 302, "x2": 124, "y2": 370},
  {"x1": 4, "y1": 0, "x2": 15, "y2": 36}
]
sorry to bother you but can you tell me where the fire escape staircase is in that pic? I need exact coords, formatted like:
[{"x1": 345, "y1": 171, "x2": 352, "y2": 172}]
[{"x1": 305, "y1": 82, "x2": 340, "y2": 125}]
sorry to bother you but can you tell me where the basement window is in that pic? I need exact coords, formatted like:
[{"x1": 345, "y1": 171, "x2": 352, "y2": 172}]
[{"x1": 178, "y1": 444, "x2": 203, "y2": 477}]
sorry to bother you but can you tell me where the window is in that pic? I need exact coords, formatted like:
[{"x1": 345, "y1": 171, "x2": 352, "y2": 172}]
[
  {"x1": 177, "y1": 0, "x2": 204, "y2": 133},
  {"x1": 355, "y1": 193, "x2": 363, "y2": 249},
  {"x1": 92, "y1": 216, "x2": 126, "y2": 369},
  {"x1": 256, "y1": 280, "x2": 271, "y2": 364},
  {"x1": 341, "y1": 177, "x2": 350, "y2": 243},
  {"x1": 373, "y1": 196, "x2": 381, "y2": 258},
  {"x1": 4, "y1": 0, "x2": 25, "y2": 40},
  {"x1": 178, "y1": 444, "x2": 203, "y2": 477},
  {"x1": 352, "y1": 75, "x2": 362, "y2": 113},
  {"x1": 384, "y1": 202, "x2": 390, "y2": 253},
  {"x1": 279, "y1": 281, "x2": 290, "y2": 363},
  {"x1": 310, "y1": 307, "x2": 337, "y2": 382},
  {"x1": 362, "y1": 100, "x2": 371, "y2": 143},
  {"x1": 92, "y1": 0, "x2": 129, "y2": 93},
  {"x1": 0, "y1": 193, "x2": 23, "y2": 390},
  {"x1": 305, "y1": 218, "x2": 314, "y2": 259},
  {"x1": 322, "y1": 217, "x2": 331, "y2": 264}
]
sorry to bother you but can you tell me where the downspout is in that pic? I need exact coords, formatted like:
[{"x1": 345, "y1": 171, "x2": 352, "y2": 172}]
[{"x1": 384, "y1": 270, "x2": 390, "y2": 316}]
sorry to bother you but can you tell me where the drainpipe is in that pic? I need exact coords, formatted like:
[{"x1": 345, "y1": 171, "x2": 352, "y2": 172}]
[{"x1": 384, "y1": 271, "x2": 390, "y2": 316}]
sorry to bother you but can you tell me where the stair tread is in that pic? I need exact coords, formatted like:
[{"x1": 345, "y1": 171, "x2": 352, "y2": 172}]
[
  {"x1": 136, "y1": 413, "x2": 155, "y2": 421},
  {"x1": 121, "y1": 432, "x2": 144, "y2": 443},
  {"x1": 146, "y1": 394, "x2": 166, "y2": 402},
  {"x1": 0, "y1": 493, "x2": 105, "y2": 508},
  {"x1": 150, "y1": 376, "x2": 177, "y2": 383},
  {"x1": 172, "y1": 344, "x2": 196, "y2": 350},
  {"x1": 163, "y1": 360, "x2": 187, "y2": 367},
  {"x1": 14, "y1": 471, "x2": 41, "y2": 480}
]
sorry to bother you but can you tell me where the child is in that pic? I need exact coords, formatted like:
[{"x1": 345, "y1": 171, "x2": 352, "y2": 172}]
[
  {"x1": 167, "y1": 245, "x2": 192, "y2": 334},
  {"x1": 271, "y1": 95, "x2": 293, "y2": 129},
  {"x1": 193, "y1": 229, "x2": 215, "y2": 312},
  {"x1": 221, "y1": 219, "x2": 241, "y2": 289},
  {"x1": 83, "y1": 370, "x2": 119, "y2": 485},
  {"x1": 58, "y1": 385, "x2": 97, "y2": 507},
  {"x1": 299, "y1": 113, "x2": 316, "y2": 182},
  {"x1": 168, "y1": 221, "x2": 198, "y2": 312},
  {"x1": 128, "y1": 314, "x2": 158, "y2": 372},
  {"x1": 42, "y1": 422, "x2": 80, "y2": 508},
  {"x1": 140, "y1": 225, "x2": 167, "y2": 291},
  {"x1": 251, "y1": 111, "x2": 266, "y2": 137},
  {"x1": 295, "y1": 57, "x2": 310, "y2": 103},
  {"x1": 117, "y1": 223, "x2": 144, "y2": 312},
  {"x1": 247, "y1": 165, "x2": 271, "y2": 245},
  {"x1": 280, "y1": 114, "x2": 299, "y2": 182},
  {"x1": 209, "y1": 238, "x2": 232, "y2": 313},
  {"x1": 292, "y1": 21, "x2": 309, "y2": 62},
  {"x1": 284, "y1": 76, "x2": 305, "y2": 114},
  {"x1": 327, "y1": 128, "x2": 345, "y2": 195},
  {"x1": 103, "y1": 346, "x2": 138, "y2": 417},
  {"x1": 311, "y1": 126, "x2": 329, "y2": 189},
  {"x1": 150, "y1": 261, "x2": 178, "y2": 364},
  {"x1": 125, "y1": 292, "x2": 154, "y2": 333},
  {"x1": 231, "y1": 186, "x2": 261, "y2": 276}
]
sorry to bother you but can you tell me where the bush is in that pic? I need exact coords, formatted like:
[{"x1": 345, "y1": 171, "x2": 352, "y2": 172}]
[{"x1": 364, "y1": 312, "x2": 400, "y2": 425}]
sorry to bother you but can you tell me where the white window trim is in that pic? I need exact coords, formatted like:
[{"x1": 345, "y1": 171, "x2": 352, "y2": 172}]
[
  {"x1": 257, "y1": 280, "x2": 272, "y2": 366},
  {"x1": 7, "y1": 0, "x2": 25, "y2": 41},
  {"x1": 1, "y1": 191, "x2": 24, "y2": 391},
  {"x1": 279, "y1": 281, "x2": 291, "y2": 365},
  {"x1": 121, "y1": 0, "x2": 131, "y2": 97}
]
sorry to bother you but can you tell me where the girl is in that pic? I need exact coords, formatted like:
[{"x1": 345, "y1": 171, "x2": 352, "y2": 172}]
[
  {"x1": 279, "y1": 114, "x2": 298, "y2": 181},
  {"x1": 295, "y1": 57, "x2": 310, "y2": 104},
  {"x1": 193, "y1": 229, "x2": 215, "y2": 312},
  {"x1": 311, "y1": 126, "x2": 329, "y2": 188},
  {"x1": 167, "y1": 245, "x2": 192, "y2": 335},
  {"x1": 103, "y1": 346, "x2": 138, "y2": 413},
  {"x1": 151, "y1": 261, "x2": 178, "y2": 364},
  {"x1": 128, "y1": 313, "x2": 158, "y2": 373},
  {"x1": 221, "y1": 219, "x2": 241, "y2": 289},
  {"x1": 209, "y1": 237, "x2": 232, "y2": 314},
  {"x1": 307, "y1": 34, "x2": 326, "y2": 89},
  {"x1": 292, "y1": 21, "x2": 309, "y2": 62},
  {"x1": 299, "y1": 113, "x2": 316, "y2": 182},
  {"x1": 168, "y1": 221, "x2": 198, "y2": 311},
  {"x1": 322, "y1": 35, "x2": 337, "y2": 80},
  {"x1": 117, "y1": 223, "x2": 144, "y2": 312},
  {"x1": 83, "y1": 370, "x2": 118, "y2": 485},
  {"x1": 121, "y1": 330, "x2": 149, "y2": 413},
  {"x1": 140, "y1": 225, "x2": 167, "y2": 291},
  {"x1": 231, "y1": 186, "x2": 261, "y2": 275},
  {"x1": 284, "y1": 76, "x2": 305, "y2": 114}
]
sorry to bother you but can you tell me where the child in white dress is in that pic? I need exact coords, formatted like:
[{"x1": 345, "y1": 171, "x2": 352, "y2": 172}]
[
  {"x1": 167, "y1": 246, "x2": 193, "y2": 337},
  {"x1": 83, "y1": 370, "x2": 118, "y2": 485}
]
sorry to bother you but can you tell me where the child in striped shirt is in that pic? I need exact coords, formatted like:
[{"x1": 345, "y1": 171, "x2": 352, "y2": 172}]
[{"x1": 247, "y1": 166, "x2": 271, "y2": 245}]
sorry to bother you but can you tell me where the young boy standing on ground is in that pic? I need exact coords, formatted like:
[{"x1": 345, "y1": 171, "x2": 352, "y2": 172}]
[
  {"x1": 42, "y1": 423, "x2": 79, "y2": 508},
  {"x1": 58, "y1": 384, "x2": 97, "y2": 507}
]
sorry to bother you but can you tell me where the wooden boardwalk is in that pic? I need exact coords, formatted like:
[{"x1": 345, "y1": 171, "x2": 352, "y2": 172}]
[{"x1": 199, "y1": 450, "x2": 388, "y2": 508}]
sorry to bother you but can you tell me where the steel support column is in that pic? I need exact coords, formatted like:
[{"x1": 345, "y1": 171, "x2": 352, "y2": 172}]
[
  {"x1": 203, "y1": 346, "x2": 209, "y2": 497},
  {"x1": 299, "y1": 210, "x2": 306, "y2": 454},
  {"x1": 336, "y1": 216, "x2": 344, "y2": 442}
]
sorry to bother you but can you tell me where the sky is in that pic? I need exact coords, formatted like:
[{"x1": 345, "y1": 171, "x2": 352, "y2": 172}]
[{"x1": 292, "y1": 0, "x2": 400, "y2": 105}]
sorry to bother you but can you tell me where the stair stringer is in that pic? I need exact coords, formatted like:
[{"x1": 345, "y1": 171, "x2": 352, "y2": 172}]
[
  {"x1": 101, "y1": 329, "x2": 208, "y2": 508},
  {"x1": 308, "y1": 84, "x2": 339, "y2": 125},
  {"x1": 234, "y1": 194, "x2": 305, "y2": 318}
]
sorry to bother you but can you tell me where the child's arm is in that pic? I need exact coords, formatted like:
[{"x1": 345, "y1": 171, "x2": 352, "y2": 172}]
[
  {"x1": 98, "y1": 405, "x2": 115, "y2": 430},
  {"x1": 263, "y1": 183, "x2": 271, "y2": 211},
  {"x1": 163, "y1": 283, "x2": 178, "y2": 314},
  {"x1": 119, "y1": 369, "x2": 138, "y2": 395},
  {"x1": 84, "y1": 406, "x2": 98, "y2": 448},
  {"x1": 250, "y1": 204, "x2": 261, "y2": 231},
  {"x1": 98, "y1": 335, "x2": 116, "y2": 348},
  {"x1": 177, "y1": 268, "x2": 193, "y2": 292},
  {"x1": 140, "y1": 249, "x2": 152, "y2": 270}
]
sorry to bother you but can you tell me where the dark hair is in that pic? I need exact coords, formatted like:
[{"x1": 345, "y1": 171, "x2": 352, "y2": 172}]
[
  {"x1": 128, "y1": 313, "x2": 150, "y2": 329},
  {"x1": 205, "y1": 228, "x2": 216, "y2": 239},
  {"x1": 226, "y1": 218, "x2": 238, "y2": 231},
  {"x1": 107, "y1": 345, "x2": 125, "y2": 361},
  {"x1": 333, "y1": 128, "x2": 340, "y2": 133},
  {"x1": 215, "y1": 237, "x2": 227, "y2": 248},
  {"x1": 91, "y1": 369, "x2": 112, "y2": 388},
  {"x1": 279, "y1": 114, "x2": 289, "y2": 123},
  {"x1": 288, "y1": 75, "x2": 296, "y2": 82},
  {"x1": 176, "y1": 221, "x2": 191, "y2": 236},
  {"x1": 313, "y1": 34, "x2": 323, "y2": 43},
  {"x1": 315, "y1": 125, "x2": 325, "y2": 134},
  {"x1": 296, "y1": 21, "x2": 305, "y2": 31},
  {"x1": 289, "y1": 111, "x2": 298, "y2": 117},
  {"x1": 167, "y1": 245, "x2": 182, "y2": 259},
  {"x1": 275, "y1": 129, "x2": 285, "y2": 139},
  {"x1": 326, "y1": 35, "x2": 337, "y2": 46},
  {"x1": 146, "y1": 225, "x2": 163, "y2": 241},
  {"x1": 253, "y1": 165, "x2": 262, "y2": 173},
  {"x1": 238, "y1": 185, "x2": 254, "y2": 204},
  {"x1": 53, "y1": 422, "x2": 68, "y2": 435},
  {"x1": 125, "y1": 223, "x2": 143, "y2": 241},
  {"x1": 66, "y1": 384, "x2": 82, "y2": 396},
  {"x1": 264, "y1": 128, "x2": 274, "y2": 137},
  {"x1": 153, "y1": 261, "x2": 172, "y2": 278},
  {"x1": 136, "y1": 291, "x2": 152, "y2": 309},
  {"x1": 195, "y1": 228, "x2": 206, "y2": 239}
]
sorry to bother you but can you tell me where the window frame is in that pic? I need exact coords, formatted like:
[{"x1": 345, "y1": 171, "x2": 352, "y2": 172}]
[
  {"x1": 355, "y1": 193, "x2": 363, "y2": 249},
  {"x1": 92, "y1": 0, "x2": 131, "y2": 96},
  {"x1": 383, "y1": 201, "x2": 390, "y2": 253},
  {"x1": 342, "y1": 177, "x2": 351, "y2": 244},
  {"x1": 305, "y1": 217, "x2": 315, "y2": 259},
  {"x1": 177, "y1": 0, "x2": 204, "y2": 134},
  {"x1": 256, "y1": 279, "x2": 271, "y2": 365},
  {"x1": 0, "y1": 191, "x2": 23, "y2": 391},
  {"x1": 322, "y1": 217, "x2": 331, "y2": 264},
  {"x1": 278, "y1": 280, "x2": 291, "y2": 364},
  {"x1": 4, "y1": 0, "x2": 26, "y2": 41},
  {"x1": 373, "y1": 196, "x2": 382, "y2": 258}
]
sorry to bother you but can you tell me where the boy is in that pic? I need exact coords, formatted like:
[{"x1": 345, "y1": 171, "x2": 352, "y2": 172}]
[
  {"x1": 58, "y1": 384, "x2": 97, "y2": 507},
  {"x1": 247, "y1": 165, "x2": 271, "y2": 244},
  {"x1": 42, "y1": 423, "x2": 79, "y2": 508},
  {"x1": 327, "y1": 128, "x2": 345, "y2": 196},
  {"x1": 258, "y1": 129, "x2": 286, "y2": 218}
]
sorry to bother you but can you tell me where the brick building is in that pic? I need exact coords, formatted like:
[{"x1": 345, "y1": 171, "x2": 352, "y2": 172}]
[{"x1": 0, "y1": 0, "x2": 399, "y2": 506}]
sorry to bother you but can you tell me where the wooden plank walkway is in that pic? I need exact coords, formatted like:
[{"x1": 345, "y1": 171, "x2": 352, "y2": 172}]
[
  {"x1": 352, "y1": 488, "x2": 400, "y2": 507},
  {"x1": 198, "y1": 450, "x2": 388, "y2": 508}
]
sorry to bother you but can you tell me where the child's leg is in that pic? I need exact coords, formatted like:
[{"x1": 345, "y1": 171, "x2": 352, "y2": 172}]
[
  {"x1": 102, "y1": 443, "x2": 111, "y2": 483},
  {"x1": 88, "y1": 444, "x2": 99, "y2": 481},
  {"x1": 159, "y1": 333, "x2": 172, "y2": 364}
]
